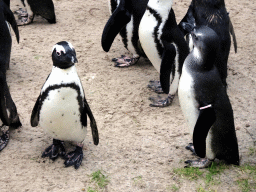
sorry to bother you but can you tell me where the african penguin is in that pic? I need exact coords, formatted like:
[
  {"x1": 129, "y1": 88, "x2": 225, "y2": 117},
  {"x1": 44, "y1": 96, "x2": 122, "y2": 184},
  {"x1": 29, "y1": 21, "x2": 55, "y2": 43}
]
[
  {"x1": 178, "y1": 26, "x2": 239, "y2": 168},
  {"x1": 138, "y1": 0, "x2": 189, "y2": 107},
  {"x1": 14, "y1": 0, "x2": 56, "y2": 26},
  {"x1": 30, "y1": 41, "x2": 99, "y2": 169},
  {"x1": 3, "y1": 0, "x2": 9, "y2": 7},
  {"x1": 102, "y1": 0, "x2": 148, "y2": 67},
  {"x1": 178, "y1": 0, "x2": 237, "y2": 86},
  {"x1": 0, "y1": 0, "x2": 21, "y2": 152}
]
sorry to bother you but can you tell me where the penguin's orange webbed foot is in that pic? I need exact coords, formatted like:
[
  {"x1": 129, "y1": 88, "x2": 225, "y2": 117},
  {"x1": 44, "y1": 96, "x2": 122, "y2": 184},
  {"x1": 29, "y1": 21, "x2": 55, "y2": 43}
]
[
  {"x1": 112, "y1": 55, "x2": 140, "y2": 67},
  {"x1": 185, "y1": 158, "x2": 212, "y2": 168}
]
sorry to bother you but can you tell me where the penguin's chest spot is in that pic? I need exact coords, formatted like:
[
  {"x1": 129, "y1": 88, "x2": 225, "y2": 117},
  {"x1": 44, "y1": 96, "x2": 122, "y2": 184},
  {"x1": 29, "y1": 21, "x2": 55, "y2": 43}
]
[{"x1": 40, "y1": 87, "x2": 86, "y2": 143}]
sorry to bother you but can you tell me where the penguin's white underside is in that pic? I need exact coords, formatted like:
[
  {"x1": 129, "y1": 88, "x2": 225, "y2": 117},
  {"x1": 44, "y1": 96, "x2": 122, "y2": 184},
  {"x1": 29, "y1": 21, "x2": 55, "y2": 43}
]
[
  {"x1": 139, "y1": 1, "x2": 180, "y2": 95},
  {"x1": 139, "y1": 9, "x2": 162, "y2": 71},
  {"x1": 39, "y1": 66, "x2": 87, "y2": 143},
  {"x1": 178, "y1": 62, "x2": 215, "y2": 159}
]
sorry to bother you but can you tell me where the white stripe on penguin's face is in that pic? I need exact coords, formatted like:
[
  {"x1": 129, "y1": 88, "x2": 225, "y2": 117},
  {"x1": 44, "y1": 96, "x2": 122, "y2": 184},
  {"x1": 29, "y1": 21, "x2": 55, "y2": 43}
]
[
  {"x1": 67, "y1": 42, "x2": 74, "y2": 50},
  {"x1": 52, "y1": 44, "x2": 65, "y2": 56}
]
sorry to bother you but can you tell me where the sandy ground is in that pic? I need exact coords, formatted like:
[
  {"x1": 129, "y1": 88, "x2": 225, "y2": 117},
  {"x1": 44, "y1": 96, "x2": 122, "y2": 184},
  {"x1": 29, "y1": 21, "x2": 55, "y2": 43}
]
[{"x1": 0, "y1": 0, "x2": 255, "y2": 191}]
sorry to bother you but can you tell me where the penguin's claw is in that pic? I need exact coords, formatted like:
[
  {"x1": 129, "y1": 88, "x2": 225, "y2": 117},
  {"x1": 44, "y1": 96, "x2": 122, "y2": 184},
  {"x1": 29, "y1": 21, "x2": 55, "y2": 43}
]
[
  {"x1": 0, "y1": 130, "x2": 9, "y2": 152},
  {"x1": 16, "y1": 14, "x2": 33, "y2": 26},
  {"x1": 185, "y1": 143, "x2": 197, "y2": 155},
  {"x1": 64, "y1": 146, "x2": 83, "y2": 169},
  {"x1": 149, "y1": 94, "x2": 175, "y2": 107},
  {"x1": 14, "y1": 8, "x2": 28, "y2": 17},
  {"x1": 42, "y1": 139, "x2": 66, "y2": 161},
  {"x1": 148, "y1": 80, "x2": 164, "y2": 94},
  {"x1": 185, "y1": 158, "x2": 212, "y2": 168},
  {"x1": 112, "y1": 55, "x2": 139, "y2": 67}
]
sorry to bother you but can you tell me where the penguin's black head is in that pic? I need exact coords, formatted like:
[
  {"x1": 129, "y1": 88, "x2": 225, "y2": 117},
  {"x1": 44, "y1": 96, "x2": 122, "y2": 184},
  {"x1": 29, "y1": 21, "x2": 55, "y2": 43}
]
[
  {"x1": 191, "y1": 26, "x2": 220, "y2": 61},
  {"x1": 52, "y1": 41, "x2": 78, "y2": 69}
]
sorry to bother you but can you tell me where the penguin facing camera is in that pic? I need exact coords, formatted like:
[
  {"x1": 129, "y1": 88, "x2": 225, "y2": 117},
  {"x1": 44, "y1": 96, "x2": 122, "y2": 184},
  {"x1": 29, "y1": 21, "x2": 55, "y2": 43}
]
[
  {"x1": 178, "y1": 26, "x2": 239, "y2": 168},
  {"x1": 14, "y1": 0, "x2": 56, "y2": 26},
  {"x1": 31, "y1": 41, "x2": 99, "y2": 169},
  {"x1": 0, "y1": 0, "x2": 22, "y2": 152},
  {"x1": 102, "y1": 0, "x2": 149, "y2": 67}
]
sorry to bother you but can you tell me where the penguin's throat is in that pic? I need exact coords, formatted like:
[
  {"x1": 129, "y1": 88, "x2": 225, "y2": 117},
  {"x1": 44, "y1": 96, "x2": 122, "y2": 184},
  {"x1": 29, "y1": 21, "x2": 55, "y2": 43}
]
[{"x1": 53, "y1": 62, "x2": 74, "y2": 69}]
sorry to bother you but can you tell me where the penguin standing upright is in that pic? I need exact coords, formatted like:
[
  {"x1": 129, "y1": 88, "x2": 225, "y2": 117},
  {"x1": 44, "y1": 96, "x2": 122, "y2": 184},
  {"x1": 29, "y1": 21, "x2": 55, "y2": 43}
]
[
  {"x1": 31, "y1": 41, "x2": 99, "y2": 169},
  {"x1": 14, "y1": 0, "x2": 56, "y2": 25},
  {"x1": 102, "y1": 0, "x2": 149, "y2": 67},
  {"x1": 178, "y1": 26, "x2": 239, "y2": 168},
  {"x1": 138, "y1": 0, "x2": 189, "y2": 107},
  {"x1": 178, "y1": 0, "x2": 237, "y2": 86},
  {"x1": 0, "y1": 0, "x2": 21, "y2": 151}
]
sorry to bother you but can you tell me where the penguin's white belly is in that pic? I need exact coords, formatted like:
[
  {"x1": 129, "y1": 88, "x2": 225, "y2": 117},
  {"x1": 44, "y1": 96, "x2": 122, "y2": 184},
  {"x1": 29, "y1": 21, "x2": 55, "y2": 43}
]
[
  {"x1": 40, "y1": 87, "x2": 87, "y2": 143},
  {"x1": 178, "y1": 65, "x2": 215, "y2": 160},
  {"x1": 139, "y1": 10, "x2": 161, "y2": 72},
  {"x1": 178, "y1": 66, "x2": 199, "y2": 135}
]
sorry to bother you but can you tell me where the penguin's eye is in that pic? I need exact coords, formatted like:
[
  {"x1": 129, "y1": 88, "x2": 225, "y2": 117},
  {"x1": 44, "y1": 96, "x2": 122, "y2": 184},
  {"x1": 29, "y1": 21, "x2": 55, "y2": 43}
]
[
  {"x1": 192, "y1": 33, "x2": 199, "y2": 41},
  {"x1": 56, "y1": 51, "x2": 61, "y2": 56}
]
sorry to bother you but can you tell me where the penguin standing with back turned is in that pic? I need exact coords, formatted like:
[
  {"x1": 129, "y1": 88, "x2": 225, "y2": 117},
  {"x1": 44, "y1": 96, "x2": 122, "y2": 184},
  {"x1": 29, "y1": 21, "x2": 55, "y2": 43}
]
[
  {"x1": 178, "y1": 25, "x2": 239, "y2": 168},
  {"x1": 138, "y1": 0, "x2": 189, "y2": 107},
  {"x1": 31, "y1": 41, "x2": 99, "y2": 169},
  {"x1": 14, "y1": 0, "x2": 56, "y2": 26},
  {"x1": 178, "y1": 0, "x2": 237, "y2": 86},
  {"x1": 102, "y1": 0, "x2": 149, "y2": 67},
  {"x1": 0, "y1": 0, "x2": 22, "y2": 151}
]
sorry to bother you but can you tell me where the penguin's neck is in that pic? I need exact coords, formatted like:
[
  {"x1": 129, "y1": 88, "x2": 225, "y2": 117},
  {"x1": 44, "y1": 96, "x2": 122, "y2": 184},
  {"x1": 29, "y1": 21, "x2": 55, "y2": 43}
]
[
  {"x1": 192, "y1": 47, "x2": 216, "y2": 70},
  {"x1": 148, "y1": 0, "x2": 173, "y2": 12},
  {"x1": 52, "y1": 65, "x2": 76, "y2": 74}
]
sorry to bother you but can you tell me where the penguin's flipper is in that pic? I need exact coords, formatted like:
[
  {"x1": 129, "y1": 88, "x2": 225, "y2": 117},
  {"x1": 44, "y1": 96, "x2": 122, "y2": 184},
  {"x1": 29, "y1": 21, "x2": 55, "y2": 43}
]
[
  {"x1": 160, "y1": 40, "x2": 176, "y2": 94},
  {"x1": 30, "y1": 96, "x2": 41, "y2": 127},
  {"x1": 0, "y1": 73, "x2": 11, "y2": 126},
  {"x1": 193, "y1": 105, "x2": 216, "y2": 158},
  {"x1": 2, "y1": 2, "x2": 19, "y2": 43},
  {"x1": 101, "y1": 0, "x2": 132, "y2": 52},
  {"x1": 82, "y1": 97, "x2": 99, "y2": 145},
  {"x1": 228, "y1": 17, "x2": 237, "y2": 53}
]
